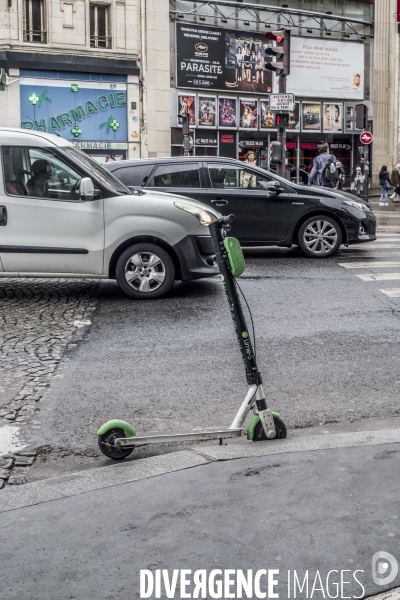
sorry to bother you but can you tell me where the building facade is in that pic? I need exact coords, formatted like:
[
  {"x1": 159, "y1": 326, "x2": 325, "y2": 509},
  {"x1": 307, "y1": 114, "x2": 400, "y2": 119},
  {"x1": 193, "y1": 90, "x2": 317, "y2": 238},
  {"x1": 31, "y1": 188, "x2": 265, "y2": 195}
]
[
  {"x1": 0, "y1": 0, "x2": 171, "y2": 160},
  {"x1": 169, "y1": 0, "x2": 374, "y2": 181}
]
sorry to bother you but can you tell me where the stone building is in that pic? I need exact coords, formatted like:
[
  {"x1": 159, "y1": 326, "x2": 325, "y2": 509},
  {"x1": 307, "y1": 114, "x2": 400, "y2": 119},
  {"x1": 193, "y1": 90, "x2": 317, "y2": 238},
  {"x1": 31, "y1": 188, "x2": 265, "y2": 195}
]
[{"x1": 0, "y1": 0, "x2": 171, "y2": 159}]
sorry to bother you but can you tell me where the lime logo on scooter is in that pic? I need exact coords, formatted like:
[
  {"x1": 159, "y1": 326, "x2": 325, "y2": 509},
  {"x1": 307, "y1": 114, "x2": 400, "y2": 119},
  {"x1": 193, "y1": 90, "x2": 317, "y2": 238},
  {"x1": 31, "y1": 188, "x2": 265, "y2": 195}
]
[{"x1": 242, "y1": 331, "x2": 249, "y2": 338}]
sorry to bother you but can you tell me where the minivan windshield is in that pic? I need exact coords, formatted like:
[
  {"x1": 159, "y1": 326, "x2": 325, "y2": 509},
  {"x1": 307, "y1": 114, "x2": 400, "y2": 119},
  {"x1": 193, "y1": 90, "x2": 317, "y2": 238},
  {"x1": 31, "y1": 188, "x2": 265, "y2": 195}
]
[{"x1": 63, "y1": 147, "x2": 130, "y2": 194}]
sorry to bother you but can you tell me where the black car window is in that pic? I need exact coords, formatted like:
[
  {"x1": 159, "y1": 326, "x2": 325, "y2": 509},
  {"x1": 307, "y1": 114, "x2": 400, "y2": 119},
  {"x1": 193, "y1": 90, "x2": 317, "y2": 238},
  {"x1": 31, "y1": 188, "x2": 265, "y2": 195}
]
[
  {"x1": 207, "y1": 164, "x2": 272, "y2": 190},
  {"x1": 150, "y1": 164, "x2": 200, "y2": 188},
  {"x1": 111, "y1": 164, "x2": 155, "y2": 187}
]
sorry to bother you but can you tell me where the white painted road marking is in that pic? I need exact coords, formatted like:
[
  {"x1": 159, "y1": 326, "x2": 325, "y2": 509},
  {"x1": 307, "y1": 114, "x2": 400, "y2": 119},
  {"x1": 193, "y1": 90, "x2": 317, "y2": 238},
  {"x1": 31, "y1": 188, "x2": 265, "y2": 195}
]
[
  {"x1": 348, "y1": 244, "x2": 400, "y2": 249},
  {"x1": 341, "y1": 252, "x2": 400, "y2": 259},
  {"x1": 357, "y1": 273, "x2": 400, "y2": 282},
  {"x1": 379, "y1": 289, "x2": 400, "y2": 297},
  {"x1": 0, "y1": 425, "x2": 27, "y2": 455},
  {"x1": 339, "y1": 261, "x2": 400, "y2": 269}
]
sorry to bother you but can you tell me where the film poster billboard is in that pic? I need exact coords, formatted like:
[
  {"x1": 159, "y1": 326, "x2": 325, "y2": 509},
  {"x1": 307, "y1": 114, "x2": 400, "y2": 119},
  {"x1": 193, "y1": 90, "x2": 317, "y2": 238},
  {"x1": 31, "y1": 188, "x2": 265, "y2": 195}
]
[{"x1": 176, "y1": 23, "x2": 273, "y2": 94}]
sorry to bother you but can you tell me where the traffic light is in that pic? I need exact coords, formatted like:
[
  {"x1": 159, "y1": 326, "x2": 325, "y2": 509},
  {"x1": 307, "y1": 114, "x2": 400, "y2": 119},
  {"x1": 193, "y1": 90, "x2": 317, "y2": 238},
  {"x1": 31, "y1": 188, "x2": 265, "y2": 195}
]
[
  {"x1": 355, "y1": 104, "x2": 367, "y2": 130},
  {"x1": 265, "y1": 29, "x2": 291, "y2": 75},
  {"x1": 269, "y1": 141, "x2": 282, "y2": 164},
  {"x1": 275, "y1": 113, "x2": 289, "y2": 127},
  {"x1": 180, "y1": 112, "x2": 190, "y2": 136},
  {"x1": 0, "y1": 69, "x2": 6, "y2": 92}
]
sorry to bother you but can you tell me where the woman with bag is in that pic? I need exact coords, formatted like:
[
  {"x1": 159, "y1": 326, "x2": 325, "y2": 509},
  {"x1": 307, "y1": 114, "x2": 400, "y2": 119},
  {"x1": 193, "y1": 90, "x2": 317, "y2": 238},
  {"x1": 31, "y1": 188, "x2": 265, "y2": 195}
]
[
  {"x1": 390, "y1": 164, "x2": 400, "y2": 202},
  {"x1": 379, "y1": 165, "x2": 391, "y2": 206}
]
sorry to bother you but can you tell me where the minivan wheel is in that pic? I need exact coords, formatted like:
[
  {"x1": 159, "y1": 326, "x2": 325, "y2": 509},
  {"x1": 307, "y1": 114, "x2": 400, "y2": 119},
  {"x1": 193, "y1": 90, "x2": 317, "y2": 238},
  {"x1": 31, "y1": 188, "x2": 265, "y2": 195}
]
[
  {"x1": 115, "y1": 243, "x2": 175, "y2": 299},
  {"x1": 298, "y1": 216, "x2": 342, "y2": 258}
]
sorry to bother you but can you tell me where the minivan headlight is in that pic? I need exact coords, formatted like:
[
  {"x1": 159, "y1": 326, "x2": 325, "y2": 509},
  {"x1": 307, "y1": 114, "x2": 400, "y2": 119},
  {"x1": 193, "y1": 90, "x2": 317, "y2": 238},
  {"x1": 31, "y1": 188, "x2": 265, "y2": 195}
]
[
  {"x1": 343, "y1": 200, "x2": 371, "y2": 212},
  {"x1": 174, "y1": 201, "x2": 218, "y2": 226}
]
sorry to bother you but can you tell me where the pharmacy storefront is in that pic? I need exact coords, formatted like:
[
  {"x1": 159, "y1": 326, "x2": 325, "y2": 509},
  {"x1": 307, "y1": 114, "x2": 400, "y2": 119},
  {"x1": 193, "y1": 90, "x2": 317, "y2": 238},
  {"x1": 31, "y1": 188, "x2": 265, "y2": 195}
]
[
  {"x1": 19, "y1": 70, "x2": 140, "y2": 162},
  {"x1": 171, "y1": 23, "x2": 369, "y2": 180}
]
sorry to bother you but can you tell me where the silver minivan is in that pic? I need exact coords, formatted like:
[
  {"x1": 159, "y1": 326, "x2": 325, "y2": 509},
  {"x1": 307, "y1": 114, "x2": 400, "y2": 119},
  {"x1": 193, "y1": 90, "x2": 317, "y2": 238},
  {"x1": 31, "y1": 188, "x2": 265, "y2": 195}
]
[{"x1": 0, "y1": 128, "x2": 219, "y2": 299}]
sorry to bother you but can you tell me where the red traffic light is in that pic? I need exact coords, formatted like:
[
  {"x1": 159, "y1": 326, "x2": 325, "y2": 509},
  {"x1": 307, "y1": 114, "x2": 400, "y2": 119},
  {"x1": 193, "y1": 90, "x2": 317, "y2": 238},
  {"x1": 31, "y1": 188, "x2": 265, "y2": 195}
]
[{"x1": 265, "y1": 30, "x2": 284, "y2": 43}]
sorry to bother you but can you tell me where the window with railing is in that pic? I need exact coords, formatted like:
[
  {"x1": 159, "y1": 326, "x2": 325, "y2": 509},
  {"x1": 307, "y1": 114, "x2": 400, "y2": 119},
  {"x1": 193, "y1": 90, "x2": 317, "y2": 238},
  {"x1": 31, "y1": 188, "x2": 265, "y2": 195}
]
[
  {"x1": 90, "y1": 4, "x2": 111, "y2": 49},
  {"x1": 23, "y1": 0, "x2": 47, "y2": 43}
]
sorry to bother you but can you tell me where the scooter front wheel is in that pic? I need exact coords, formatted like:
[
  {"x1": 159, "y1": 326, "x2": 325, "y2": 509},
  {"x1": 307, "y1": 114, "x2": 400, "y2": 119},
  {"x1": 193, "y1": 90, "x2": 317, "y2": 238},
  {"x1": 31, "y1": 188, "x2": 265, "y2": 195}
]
[
  {"x1": 98, "y1": 428, "x2": 134, "y2": 460},
  {"x1": 253, "y1": 417, "x2": 287, "y2": 441}
]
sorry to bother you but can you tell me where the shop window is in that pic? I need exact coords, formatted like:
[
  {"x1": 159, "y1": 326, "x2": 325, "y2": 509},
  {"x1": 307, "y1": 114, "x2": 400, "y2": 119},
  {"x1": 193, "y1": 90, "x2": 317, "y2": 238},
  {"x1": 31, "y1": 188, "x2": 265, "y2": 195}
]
[
  {"x1": 208, "y1": 164, "x2": 272, "y2": 190},
  {"x1": 150, "y1": 164, "x2": 201, "y2": 188},
  {"x1": 90, "y1": 4, "x2": 111, "y2": 49},
  {"x1": 23, "y1": 0, "x2": 47, "y2": 44}
]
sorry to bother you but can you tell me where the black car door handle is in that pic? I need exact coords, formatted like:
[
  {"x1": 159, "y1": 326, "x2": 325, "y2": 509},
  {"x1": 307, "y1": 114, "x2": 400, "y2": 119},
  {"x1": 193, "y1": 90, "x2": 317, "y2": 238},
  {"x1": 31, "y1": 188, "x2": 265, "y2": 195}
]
[
  {"x1": 0, "y1": 206, "x2": 7, "y2": 226},
  {"x1": 211, "y1": 199, "x2": 229, "y2": 206}
]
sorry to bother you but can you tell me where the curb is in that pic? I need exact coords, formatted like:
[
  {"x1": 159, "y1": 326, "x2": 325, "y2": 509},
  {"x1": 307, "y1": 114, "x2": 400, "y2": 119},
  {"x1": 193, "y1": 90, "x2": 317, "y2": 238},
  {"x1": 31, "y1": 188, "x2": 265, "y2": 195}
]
[{"x1": 1, "y1": 426, "x2": 400, "y2": 513}]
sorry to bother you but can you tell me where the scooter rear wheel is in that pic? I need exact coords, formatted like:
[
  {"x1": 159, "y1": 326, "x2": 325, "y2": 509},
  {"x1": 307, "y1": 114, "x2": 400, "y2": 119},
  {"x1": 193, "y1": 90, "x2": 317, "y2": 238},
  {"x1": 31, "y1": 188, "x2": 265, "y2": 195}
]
[
  {"x1": 98, "y1": 428, "x2": 134, "y2": 460},
  {"x1": 253, "y1": 417, "x2": 287, "y2": 441}
]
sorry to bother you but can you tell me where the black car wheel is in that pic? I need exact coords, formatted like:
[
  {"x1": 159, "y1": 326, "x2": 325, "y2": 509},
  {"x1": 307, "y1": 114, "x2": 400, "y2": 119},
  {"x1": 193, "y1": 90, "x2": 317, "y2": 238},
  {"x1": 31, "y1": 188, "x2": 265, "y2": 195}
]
[
  {"x1": 115, "y1": 243, "x2": 175, "y2": 299},
  {"x1": 298, "y1": 216, "x2": 342, "y2": 258}
]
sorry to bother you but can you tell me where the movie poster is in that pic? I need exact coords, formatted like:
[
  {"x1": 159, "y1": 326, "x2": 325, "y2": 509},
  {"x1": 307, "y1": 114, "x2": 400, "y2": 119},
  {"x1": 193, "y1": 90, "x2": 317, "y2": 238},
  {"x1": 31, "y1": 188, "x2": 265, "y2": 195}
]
[
  {"x1": 322, "y1": 103, "x2": 343, "y2": 132},
  {"x1": 302, "y1": 103, "x2": 321, "y2": 132},
  {"x1": 176, "y1": 23, "x2": 273, "y2": 94},
  {"x1": 287, "y1": 103, "x2": 300, "y2": 131},
  {"x1": 177, "y1": 95, "x2": 196, "y2": 126},
  {"x1": 260, "y1": 99, "x2": 275, "y2": 129},
  {"x1": 198, "y1": 96, "x2": 216, "y2": 127},
  {"x1": 239, "y1": 99, "x2": 258, "y2": 129},
  {"x1": 219, "y1": 97, "x2": 237, "y2": 128}
]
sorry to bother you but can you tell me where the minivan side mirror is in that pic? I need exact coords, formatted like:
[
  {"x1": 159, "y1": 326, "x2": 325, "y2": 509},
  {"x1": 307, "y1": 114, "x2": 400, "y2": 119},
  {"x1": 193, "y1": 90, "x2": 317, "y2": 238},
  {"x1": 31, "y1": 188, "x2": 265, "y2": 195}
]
[
  {"x1": 266, "y1": 180, "x2": 282, "y2": 193},
  {"x1": 79, "y1": 177, "x2": 95, "y2": 201}
]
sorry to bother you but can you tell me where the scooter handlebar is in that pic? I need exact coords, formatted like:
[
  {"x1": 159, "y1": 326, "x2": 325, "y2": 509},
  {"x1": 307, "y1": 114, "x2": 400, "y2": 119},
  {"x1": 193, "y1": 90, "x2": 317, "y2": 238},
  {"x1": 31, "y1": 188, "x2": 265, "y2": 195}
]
[{"x1": 219, "y1": 214, "x2": 235, "y2": 225}]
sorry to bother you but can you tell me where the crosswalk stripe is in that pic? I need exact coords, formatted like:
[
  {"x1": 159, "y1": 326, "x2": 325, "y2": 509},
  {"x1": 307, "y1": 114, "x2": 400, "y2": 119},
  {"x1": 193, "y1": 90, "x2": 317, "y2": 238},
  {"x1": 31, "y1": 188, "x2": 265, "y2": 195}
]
[
  {"x1": 341, "y1": 252, "x2": 400, "y2": 259},
  {"x1": 379, "y1": 289, "x2": 400, "y2": 297},
  {"x1": 348, "y1": 244, "x2": 400, "y2": 249},
  {"x1": 372, "y1": 212, "x2": 400, "y2": 218},
  {"x1": 376, "y1": 233, "x2": 400, "y2": 237},
  {"x1": 339, "y1": 261, "x2": 400, "y2": 269},
  {"x1": 357, "y1": 273, "x2": 400, "y2": 282}
]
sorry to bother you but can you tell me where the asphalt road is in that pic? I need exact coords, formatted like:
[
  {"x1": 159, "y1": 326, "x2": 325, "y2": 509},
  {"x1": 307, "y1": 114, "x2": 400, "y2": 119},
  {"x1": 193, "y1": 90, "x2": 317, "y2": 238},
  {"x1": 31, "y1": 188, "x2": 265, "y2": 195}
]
[{"x1": 17, "y1": 202, "x2": 398, "y2": 468}]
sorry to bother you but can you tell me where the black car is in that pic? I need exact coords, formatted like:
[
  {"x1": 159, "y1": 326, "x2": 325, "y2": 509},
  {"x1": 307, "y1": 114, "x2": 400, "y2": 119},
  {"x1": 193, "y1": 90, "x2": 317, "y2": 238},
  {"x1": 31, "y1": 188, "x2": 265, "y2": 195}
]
[{"x1": 104, "y1": 157, "x2": 376, "y2": 258}]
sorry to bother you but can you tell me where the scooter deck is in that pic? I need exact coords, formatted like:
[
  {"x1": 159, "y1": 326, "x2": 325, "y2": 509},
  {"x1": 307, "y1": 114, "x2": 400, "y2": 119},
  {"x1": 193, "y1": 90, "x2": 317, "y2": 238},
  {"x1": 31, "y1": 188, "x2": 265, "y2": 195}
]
[{"x1": 115, "y1": 426, "x2": 243, "y2": 446}]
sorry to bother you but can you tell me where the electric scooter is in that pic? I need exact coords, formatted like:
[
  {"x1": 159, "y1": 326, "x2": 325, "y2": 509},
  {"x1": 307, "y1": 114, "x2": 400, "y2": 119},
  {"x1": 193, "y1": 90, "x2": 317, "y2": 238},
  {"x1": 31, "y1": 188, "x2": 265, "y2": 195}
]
[{"x1": 97, "y1": 214, "x2": 287, "y2": 460}]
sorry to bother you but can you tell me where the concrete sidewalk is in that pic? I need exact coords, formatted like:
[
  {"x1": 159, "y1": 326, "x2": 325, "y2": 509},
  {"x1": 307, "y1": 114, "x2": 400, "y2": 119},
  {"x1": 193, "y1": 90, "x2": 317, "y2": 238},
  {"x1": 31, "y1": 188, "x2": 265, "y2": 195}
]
[{"x1": 1, "y1": 422, "x2": 400, "y2": 600}]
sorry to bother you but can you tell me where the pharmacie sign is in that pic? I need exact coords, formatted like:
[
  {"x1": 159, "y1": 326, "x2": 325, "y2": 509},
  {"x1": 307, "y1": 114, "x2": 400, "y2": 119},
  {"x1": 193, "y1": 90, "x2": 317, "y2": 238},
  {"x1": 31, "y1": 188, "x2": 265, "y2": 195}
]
[{"x1": 20, "y1": 82, "x2": 128, "y2": 142}]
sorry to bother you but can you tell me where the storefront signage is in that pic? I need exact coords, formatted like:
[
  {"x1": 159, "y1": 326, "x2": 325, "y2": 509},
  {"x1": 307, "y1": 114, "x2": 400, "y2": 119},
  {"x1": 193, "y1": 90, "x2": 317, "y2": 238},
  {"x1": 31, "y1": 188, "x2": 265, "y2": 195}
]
[
  {"x1": 270, "y1": 93, "x2": 295, "y2": 112},
  {"x1": 289, "y1": 37, "x2": 364, "y2": 100},
  {"x1": 239, "y1": 140, "x2": 264, "y2": 148},
  {"x1": 73, "y1": 141, "x2": 128, "y2": 150},
  {"x1": 176, "y1": 23, "x2": 273, "y2": 94},
  {"x1": 20, "y1": 82, "x2": 128, "y2": 142},
  {"x1": 195, "y1": 136, "x2": 218, "y2": 146}
]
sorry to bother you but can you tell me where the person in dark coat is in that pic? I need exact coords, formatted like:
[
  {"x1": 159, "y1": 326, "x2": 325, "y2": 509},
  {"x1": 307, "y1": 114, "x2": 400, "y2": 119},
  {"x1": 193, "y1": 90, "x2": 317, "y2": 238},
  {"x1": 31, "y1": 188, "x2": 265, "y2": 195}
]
[{"x1": 379, "y1": 165, "x2": 391, "y2": 206}]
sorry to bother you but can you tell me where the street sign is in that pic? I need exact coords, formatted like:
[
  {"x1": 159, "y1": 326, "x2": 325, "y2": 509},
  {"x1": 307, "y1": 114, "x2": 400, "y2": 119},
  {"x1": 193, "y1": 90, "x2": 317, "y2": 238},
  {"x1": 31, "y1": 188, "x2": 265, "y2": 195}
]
[
  {"x1": 269, "y1": 93, "x2": 295, "y2": 112},
  {"x1": 360, "y1": 131, "x2": 373, "y2": 145},
  {"x1": 239, "y1": 140, "x2": 264, "y2": 148}
]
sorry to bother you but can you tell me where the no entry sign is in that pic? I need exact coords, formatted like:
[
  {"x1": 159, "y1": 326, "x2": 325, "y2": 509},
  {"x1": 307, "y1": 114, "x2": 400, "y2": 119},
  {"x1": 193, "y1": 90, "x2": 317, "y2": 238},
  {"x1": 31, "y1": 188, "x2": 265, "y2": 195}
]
[{"x1": 360, "y1": 131, "x2": 373, "y2": 145}]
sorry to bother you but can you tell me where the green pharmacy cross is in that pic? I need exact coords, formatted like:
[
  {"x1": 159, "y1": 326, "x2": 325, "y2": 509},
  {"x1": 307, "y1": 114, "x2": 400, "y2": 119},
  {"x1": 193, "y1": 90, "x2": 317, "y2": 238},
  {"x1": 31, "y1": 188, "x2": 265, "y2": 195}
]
[
  {"x1": 110, "y1": 119, "x2": 120, "y2": 131},
  {"x1": 71, "y1": 83, "x2": 79, "y2": 92},
  {"x1": 72, "y1": 125, "x2": 82, "y2": 138},
  {"x1": 29, "y1": 93, "x2": 39, "y2": 105}
]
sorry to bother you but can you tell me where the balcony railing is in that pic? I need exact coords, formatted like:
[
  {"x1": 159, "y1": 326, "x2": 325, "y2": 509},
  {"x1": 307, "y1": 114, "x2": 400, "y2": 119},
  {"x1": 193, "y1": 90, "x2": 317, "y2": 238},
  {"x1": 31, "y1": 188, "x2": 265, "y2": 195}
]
[
  {"x1": 90, "y1": 36, "x2": 112, "y2": 49},
  {"x1": 23, "y1": 29, "x2": 47, "y2": 43}
]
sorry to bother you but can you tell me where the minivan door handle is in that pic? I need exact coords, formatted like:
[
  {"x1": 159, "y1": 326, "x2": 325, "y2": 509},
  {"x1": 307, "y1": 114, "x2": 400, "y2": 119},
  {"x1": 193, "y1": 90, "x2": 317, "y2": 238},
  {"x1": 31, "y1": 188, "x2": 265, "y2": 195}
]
[
  {"x1": 211, "y1": 199, "x2": 228, "y2": 206},
  {"x1": 0, "y1": 206, "x2": 7, "y2": 226}
]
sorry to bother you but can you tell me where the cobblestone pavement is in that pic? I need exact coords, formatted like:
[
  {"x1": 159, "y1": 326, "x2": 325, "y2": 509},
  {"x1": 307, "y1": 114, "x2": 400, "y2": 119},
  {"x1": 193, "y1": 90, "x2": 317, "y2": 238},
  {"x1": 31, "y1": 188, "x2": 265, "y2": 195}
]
[{"x1": 0, "y1": 278, "x2": 100, "y2": 487}]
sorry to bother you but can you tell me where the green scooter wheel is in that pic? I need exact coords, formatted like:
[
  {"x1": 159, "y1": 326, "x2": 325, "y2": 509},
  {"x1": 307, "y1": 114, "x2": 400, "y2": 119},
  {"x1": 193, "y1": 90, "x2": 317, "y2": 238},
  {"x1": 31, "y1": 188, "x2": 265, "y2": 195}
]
[
  {"x1": 98, "y1": 428, "x2": 134, "y2": 460},
  {"x1": 253, "y1": 417, "x2": 287, "y2": 441}
]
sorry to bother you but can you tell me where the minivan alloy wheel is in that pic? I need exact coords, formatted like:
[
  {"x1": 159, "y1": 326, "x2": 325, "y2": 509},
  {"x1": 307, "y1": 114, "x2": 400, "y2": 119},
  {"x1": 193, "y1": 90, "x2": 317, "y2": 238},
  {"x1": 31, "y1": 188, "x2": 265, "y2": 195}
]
[
  {"x1": 115, "y1": 242, "x2": 175, "y2": 299},
  {"x1": 125, "y1": 252, "x2": 166, "y2": 293},
  {"x1": 298, "y1": 216, "x2": 342, "y2": 258}
]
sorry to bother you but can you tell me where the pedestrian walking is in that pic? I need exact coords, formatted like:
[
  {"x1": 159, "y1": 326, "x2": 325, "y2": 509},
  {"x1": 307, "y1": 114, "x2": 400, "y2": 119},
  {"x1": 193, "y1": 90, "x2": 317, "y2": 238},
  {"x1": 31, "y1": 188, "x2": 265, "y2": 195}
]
[
  {"x1": 390, "y1": 164, "x2": 400, "y2": 203},
  {"x1": 308, "y1": 143, "x2": 337, "y2": 187},
  {"x1": 378, "y1": 165, "x2": 391, "y2": 206}
]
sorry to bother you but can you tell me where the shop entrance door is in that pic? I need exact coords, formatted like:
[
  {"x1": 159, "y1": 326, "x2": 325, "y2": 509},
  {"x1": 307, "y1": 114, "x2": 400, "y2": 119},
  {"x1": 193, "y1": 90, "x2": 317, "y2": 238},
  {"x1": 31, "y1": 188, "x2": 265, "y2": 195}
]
[{"x1": 203, "y1": 161, "x2": 293, "y2": 243}]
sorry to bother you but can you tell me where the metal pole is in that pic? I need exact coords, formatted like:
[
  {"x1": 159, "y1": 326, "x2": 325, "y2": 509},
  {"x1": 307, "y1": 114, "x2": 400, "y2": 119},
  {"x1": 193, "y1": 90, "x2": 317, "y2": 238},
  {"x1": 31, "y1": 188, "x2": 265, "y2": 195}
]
[{"x1": 278, "y1": 74, "x2": 287, "y2": 178}]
